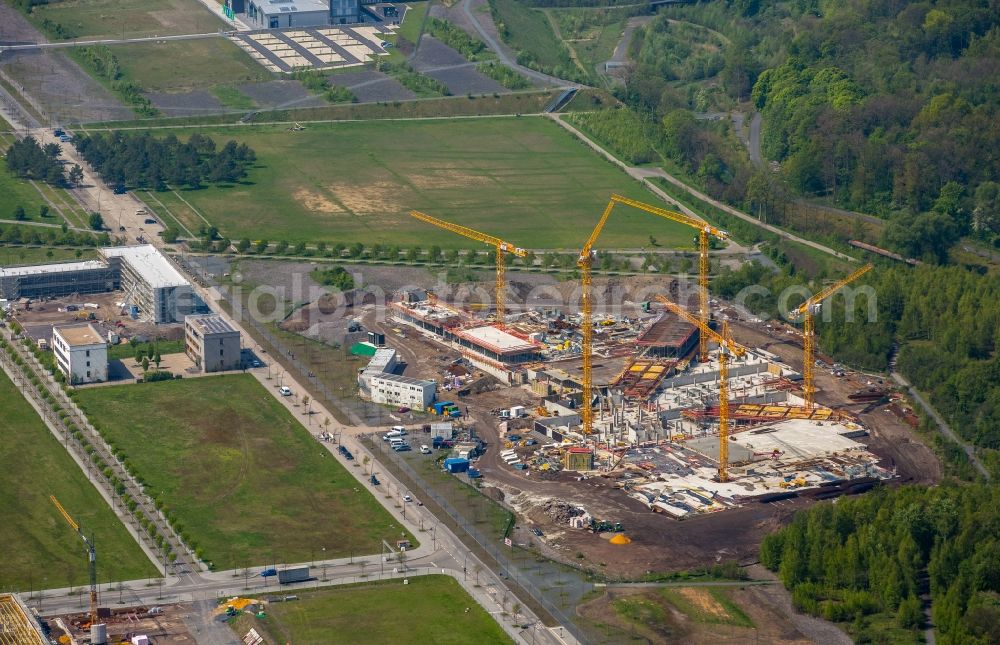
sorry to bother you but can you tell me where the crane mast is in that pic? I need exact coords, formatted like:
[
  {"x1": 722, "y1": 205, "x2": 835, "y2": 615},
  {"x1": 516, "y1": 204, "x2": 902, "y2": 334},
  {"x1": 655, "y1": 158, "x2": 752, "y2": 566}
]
[
  {"x1": 51, "y1": 495, "x2": 98, "y2": 624},
  {"x1": 654, "y1": 296, "x2": 747, "y2": 482},
  {"x1": 408, "y1": 210, "x2": 527, "y2": 328},
  {"x1": 577, "y1": 199, "x2": 617, "y2": 434},
  {"x1": 792, "y1": 263, "x2": 873, "y2": 408},
  {"x1": 608, "y1": 194, "x2": 728, "y2": 362}
]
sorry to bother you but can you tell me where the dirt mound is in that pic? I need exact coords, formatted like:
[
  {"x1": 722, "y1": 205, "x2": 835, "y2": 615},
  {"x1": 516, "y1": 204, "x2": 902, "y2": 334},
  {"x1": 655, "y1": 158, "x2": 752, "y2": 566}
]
[{"x1": 542, "y1": 499, "x2": 586, "y2": 523}]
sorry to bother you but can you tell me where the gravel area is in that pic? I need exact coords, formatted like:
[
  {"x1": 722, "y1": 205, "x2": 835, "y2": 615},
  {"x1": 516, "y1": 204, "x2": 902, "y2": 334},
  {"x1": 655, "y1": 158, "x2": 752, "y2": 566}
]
[
  {"x1": 0, "y1": 4, "x2": 131, "y2": 123},
  {"x1": 237, "y1": 80, "x2": 327, "y2": 109},
  {"x1": 145, "y1": 90, "x2": 224, "y2": 116},
  {"x1": 411, "y1": 36, "x2": 506, "y2": 95},
  {"x1": 411, "y1": 35, "x2": 470, "y2": 71},
  {"x1": 427, "y1": 66, "x2": 506, "y2": 95},
  {"x1": 328, "y1": 70, "x2": 417, "y2": 102}
]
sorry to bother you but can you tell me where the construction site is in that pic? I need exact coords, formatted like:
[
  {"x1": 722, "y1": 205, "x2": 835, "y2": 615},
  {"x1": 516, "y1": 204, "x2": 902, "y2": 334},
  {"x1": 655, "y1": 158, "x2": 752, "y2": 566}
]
[{"x1": 343, "y1": 198, "x2": 925, "y2": 572}]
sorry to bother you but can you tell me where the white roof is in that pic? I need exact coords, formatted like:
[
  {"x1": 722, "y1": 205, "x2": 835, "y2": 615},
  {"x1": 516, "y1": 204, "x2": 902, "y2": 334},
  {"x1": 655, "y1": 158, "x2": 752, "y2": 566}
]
[
  {"x1": 0, "y1": 260, "x2": 106, "y2": 277},
  {"x1": 370, "y1": 373, "x2": 436, "y2": 387},
  {"x1": 367, "y1": 348, "x2": 396, "y2": 372},
  {"x1": 259, "y1": 0, "x2": 329, "y2": 13},
  {"x1": 456, "y1": 325, "x2": 538, "y2": 353},
  {"x1": 101, "y1": 245, "x2": 189, "y2": 289}
]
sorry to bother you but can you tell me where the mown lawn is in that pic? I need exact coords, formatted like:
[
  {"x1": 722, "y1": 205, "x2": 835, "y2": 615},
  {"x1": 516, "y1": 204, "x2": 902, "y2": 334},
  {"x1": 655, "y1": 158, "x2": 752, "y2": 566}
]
[
  {"x1": 143, "y1": 116, "x2": 693, "y2": 249},
  {"x1": 231, "y1": 576, "x2": 513, "y2": 645},
  {"x1": 28, "y1": 0, "x2": 228, "y2": 40},
  {"x1": 0, "y1": 246, "x2": 98, "y2": 266},
  {"x1": 74, "y1": 375, "x2": 414, "y2": 570},
  {"x1": 0, "y1": 371, "x2": 156, "y2": 590},
  {"x1": 110, "y1": 38, "x2": 271, "y2": 93}
]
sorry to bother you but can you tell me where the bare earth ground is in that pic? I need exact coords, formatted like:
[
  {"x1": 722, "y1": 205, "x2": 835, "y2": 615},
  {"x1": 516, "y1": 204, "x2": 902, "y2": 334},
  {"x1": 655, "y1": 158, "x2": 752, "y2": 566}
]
[
  {"x1": 0, "y1": 4, "x2": 131, "y2": 123},
  {"x1": 328, "y1": 69, "x2": 417, "y2": 102},
  {"x1": 578, "y1": 585, "x2": 820, "y2": 645},
  {"x1": 145, "y1": 89, "x2": 224, "y2": 116},
  {"x1": 237, "y1": 80, "x2": 327, "y2": 110}
]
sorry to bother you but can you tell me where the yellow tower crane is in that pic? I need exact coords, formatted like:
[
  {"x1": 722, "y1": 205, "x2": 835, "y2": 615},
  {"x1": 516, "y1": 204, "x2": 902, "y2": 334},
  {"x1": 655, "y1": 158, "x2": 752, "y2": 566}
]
[
  {"x1": 654, "y1": 295, "x2": 747, "y2": 482},
  {"x1": 576, "y1": 194, "x2": 724, "y2": 434},
  {"x1": 409, "y1": 211, "x2": 527, "y2": 328},
  {"x1": 608, "y1": 194, "x2": 728, "y2": 362},
  {"x1": 577, "y1": 200, "x2": 618, "y2": 434},
  {"x1": 791, "y1": 263, "x2": 873, "y2": 408},
  {"x1": 50, "y1": 495, "x2": 98, "y2": 625}
]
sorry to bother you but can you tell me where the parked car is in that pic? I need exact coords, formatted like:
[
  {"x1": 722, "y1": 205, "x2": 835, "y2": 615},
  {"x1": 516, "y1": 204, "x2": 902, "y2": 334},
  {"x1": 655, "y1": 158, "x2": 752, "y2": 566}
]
[
  {"x1": 396, "y1": 407, "x2": 410, "y2": 413},
  {"x1": 279, "y1": 386, "x2": 292, "y2": 396},
  {"x1": 420, "y1": 445, "x2": 431, "y2": 454},
  {"x1": 144, "y1": 218, "x2": 157, "y2": 225}
]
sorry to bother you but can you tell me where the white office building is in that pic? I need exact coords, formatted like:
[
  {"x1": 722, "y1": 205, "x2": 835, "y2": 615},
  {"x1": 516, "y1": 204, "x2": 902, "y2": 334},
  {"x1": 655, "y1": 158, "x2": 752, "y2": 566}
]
[
  {"x1": 100, "y1": 245, "x2": 196, "y2": 323},
  {"x1": 52, "y1": 324, "x2": 107, "y2": 384},
  {"x1": 368, "y1": 373, "x2": 436, "y2": 410}
]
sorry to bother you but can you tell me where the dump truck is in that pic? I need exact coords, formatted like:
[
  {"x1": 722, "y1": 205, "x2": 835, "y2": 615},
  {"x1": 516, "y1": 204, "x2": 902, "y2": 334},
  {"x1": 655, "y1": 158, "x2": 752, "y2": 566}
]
[{"x1": 278, "y1": 567, "x2": 310, "y2": 585}]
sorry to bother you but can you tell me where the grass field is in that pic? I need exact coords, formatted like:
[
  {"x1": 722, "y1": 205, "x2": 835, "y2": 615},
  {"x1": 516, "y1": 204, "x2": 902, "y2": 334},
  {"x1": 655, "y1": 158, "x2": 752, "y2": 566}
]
[
  {"x1": 0, "y1": 132, "x2": 54, "y2": 223},
  {"x1": 143, "y1": 117, "x2": 692, "y2": 249},
  {"x1": 74, "y1": 375, "x2": 414, "y2": 570},
  {"x1": 490, "y1": 0, "x2": 567, "y2": 71},
  {"x1": 0, "y1": 371, "x2": 157, "y2": 590},
  {"x1": 0, "y1": 246, "x2": 98, "y2": 266},
  {"x1": 108, "y1": 38, "x2": 271, "y2": 93},
  {"x1": 547, "y1": 7, "x2": 629, "y2": 78},
  {"x1": 29, "y1": 0, "x2": 229, "y2": 40},
  {"x1": 106, "y1": 339, "x2": 185, "y2": 361},
  {"x1": 231, "y1": 576, "x2": 513, "y2": 645}
]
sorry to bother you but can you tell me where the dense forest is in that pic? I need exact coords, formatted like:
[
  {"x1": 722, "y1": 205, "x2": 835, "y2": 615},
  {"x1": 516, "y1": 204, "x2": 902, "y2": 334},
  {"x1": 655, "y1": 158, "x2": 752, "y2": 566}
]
[
  {"x1": 761, "y1": 484, "x2": 1000, "y2": 644},
  {"x1": 73, "y1": 132, "x2": 256, "y2": 190},
  {"x1": 601, "y1": 0, "x2": 1000, "y2": 260}
]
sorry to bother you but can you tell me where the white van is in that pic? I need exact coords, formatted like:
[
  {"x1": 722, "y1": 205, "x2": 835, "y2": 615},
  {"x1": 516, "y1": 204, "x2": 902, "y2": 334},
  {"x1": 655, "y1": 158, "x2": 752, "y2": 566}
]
[
  {"x1": 383, "y1": 430, "x2": 404, "y2": 441},
  {"x1": 391, "y1": 425, "x2": 408, "y2": 435}
]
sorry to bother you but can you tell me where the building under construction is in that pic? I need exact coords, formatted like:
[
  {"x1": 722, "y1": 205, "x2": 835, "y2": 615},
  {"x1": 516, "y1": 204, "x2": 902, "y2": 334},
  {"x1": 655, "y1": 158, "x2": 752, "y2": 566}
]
[
  {"x1": 0, "y1": 245, "x2": 201, "y2": 324},
  {"x1": 0, "y1": 594, "x2": 48, "y2": 644}
]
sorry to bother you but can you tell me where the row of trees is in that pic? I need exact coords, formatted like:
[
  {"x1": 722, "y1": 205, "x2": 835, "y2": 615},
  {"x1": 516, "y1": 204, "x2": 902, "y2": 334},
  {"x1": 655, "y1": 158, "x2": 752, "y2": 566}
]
[
  {"x1": 73, "y1": 132, "x2": 257, "y2": 190},
  {"x1": 0, "y1": 222, "x2": 109, "y2": 247},
  {"x1": 4, "y1": 136, "x2": 71, "y2": 185},
  {"x1": 761, "y1": 484, "x2": 1000, "y2": 644}
]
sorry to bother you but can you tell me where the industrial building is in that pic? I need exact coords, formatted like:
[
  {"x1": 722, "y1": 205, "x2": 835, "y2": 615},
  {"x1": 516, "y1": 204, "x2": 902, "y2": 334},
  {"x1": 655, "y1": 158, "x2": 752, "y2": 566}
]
[
  {"x1": 184, "y1": 314, "x2": 241, "y2": 373},
  {"x1": 390, "y1": 297, "x2": 544, "y2": 384},
  {"x1": 635, "y1": 311, "x2": 698, "y2": 358},
  {"x1": 368, "y1": 372, "x2": 436, "y2": 409},
  {"x1": 0, "y1": 245, "x2": 197, "y2": 324},
  {"x1": 242, "y1": 0, "x2": 360, "y2": 28},
  {"x1": 52, "y1": 323, "x2": 107, "y2": 384},
  {"x1": 0, "y1": 260, "x2": 117, "y2": 300}
]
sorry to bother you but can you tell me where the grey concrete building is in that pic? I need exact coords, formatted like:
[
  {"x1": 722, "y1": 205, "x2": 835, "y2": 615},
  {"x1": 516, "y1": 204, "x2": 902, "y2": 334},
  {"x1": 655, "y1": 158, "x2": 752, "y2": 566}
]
[
  {"x1": 185, "y1": 314, "x2": 241, "y2": 372},
  {"x1": 0, "y1": 260, "x2": 118, "y2": 300}
]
